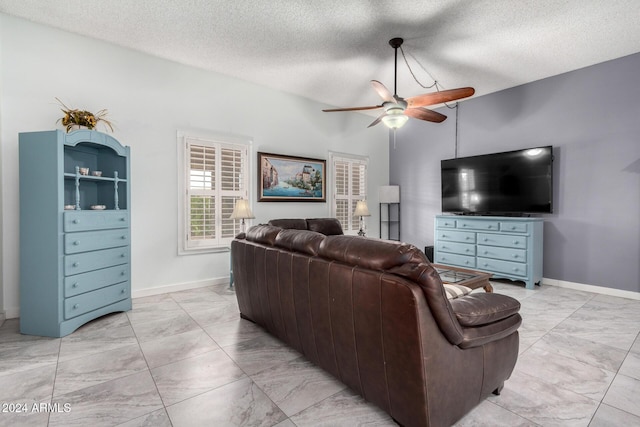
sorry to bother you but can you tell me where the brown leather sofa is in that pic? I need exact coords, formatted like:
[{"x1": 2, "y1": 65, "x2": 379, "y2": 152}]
[{"x1": 232, "y1": 219, "x2": 521, "y2": 427}]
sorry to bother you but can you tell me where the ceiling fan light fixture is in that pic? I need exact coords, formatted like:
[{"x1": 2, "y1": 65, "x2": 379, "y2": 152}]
[{"x1": 382, "y1": 108, "x2": 409, "y2": 129}]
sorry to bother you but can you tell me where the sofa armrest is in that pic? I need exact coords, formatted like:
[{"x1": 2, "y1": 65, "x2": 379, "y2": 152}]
[
  {"x1": 449, "y1": 293, "x2": 520, "y2": 327},
  {"x1": 450, "y1": 293, "x2": 522, "y2": 349}
]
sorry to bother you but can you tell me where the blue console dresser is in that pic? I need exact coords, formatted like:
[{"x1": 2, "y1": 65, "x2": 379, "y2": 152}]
[
  {"x1": 19, "y1": 130, "x2": 131, "y2": 337},
  {"x1": 434, "y1": 215, "x2": 543, "y2": 289}
]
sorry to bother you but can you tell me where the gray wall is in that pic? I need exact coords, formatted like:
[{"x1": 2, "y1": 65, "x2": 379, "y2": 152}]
[{"x1": 390, "y1": 52, "x2": 640, "y2": 293}]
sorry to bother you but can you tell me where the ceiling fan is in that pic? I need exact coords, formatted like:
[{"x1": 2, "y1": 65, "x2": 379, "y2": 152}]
[{"x1": 322, "y1": 37, "x2": 475, "y2": 129}]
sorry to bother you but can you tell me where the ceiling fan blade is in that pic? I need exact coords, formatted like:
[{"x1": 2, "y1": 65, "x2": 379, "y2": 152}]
[
  {"x1": 371, "y1": 80, "x2": 396, "y2": 103},
  {"x1": 404, "y1": 107, "x2": 447, "y2": 123},
  {"x1": 322, "y1": 105, "x2": 382, "y2": 112},
  {"x1": 406, "y1": 87, "x2": 475, "y2": 108},
  {"x1": 367, "y1": 112, "x2": 387, "y2": 128}
]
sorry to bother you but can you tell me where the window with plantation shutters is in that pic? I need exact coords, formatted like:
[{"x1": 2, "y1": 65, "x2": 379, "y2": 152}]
[
  {"x1": 178, "y1": 132, "x2": 251, "y2": 253},
  {"x1": 331, "y1": 153, "x2": 368, "y2": 234}
]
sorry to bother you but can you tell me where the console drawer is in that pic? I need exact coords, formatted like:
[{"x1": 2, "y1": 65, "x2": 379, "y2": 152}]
[
  {"x1": 434, "y1": 252, "x2": 475, "y2": 268},
  {"x1": 64, "y1": 282, "x2": 129, "y2": 319},
  {"x1": 500, "y1": 222, "x2": 528, "y2": 233},
  {"x1": 437, "y1": 230, "x2": 476, "y2": 244},
  {"x1": 457, "y1": 219, "x2": 500, "y2": 231},
  {"x1": 64, "y1": 264, "x2": 130, "y2": 297},
  {"x1": 436, "y1": 218, "x2": 457, "y2": 228},
  {"x1": 477, "y1": 233, "x2": 527, "y2": 249},
  {"x1": 436, "y1": 241, "x2": 475, "y2": 256},
  {"x1": 478, "y1": 245, "x2": 526, "y2": 262},
  {"x1": 64, "y1": 247, "x2": 129, "y2": 276},
  {"x1": 478, "y1": 257, "x2": 527, "y2": 277},
  {"x1": 64, "y1": 211, "x2": 129, "y2": 232},
  {"x1": 64, "y1": 229, "x2": 129, "y2": 254}
]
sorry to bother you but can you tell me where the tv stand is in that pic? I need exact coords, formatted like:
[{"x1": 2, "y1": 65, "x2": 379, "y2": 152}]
[{"x1": 434, "y1": 215, "x2": 543, "y2": 289}]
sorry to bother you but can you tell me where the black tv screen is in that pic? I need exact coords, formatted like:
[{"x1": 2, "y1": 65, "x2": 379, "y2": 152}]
[{"x1": 441, "y1": 146, "x2": 553, "y2": 215}]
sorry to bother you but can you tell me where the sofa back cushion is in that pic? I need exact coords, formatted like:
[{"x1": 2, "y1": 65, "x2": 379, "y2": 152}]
[
  {"x1": 274, "y1": 229, "x2": 325, "y2": 256},
  {"x1": 268, "y1": 218, "x2": 308, "y2": 230},
  {"x1": 245, "y1": 224, "x2": 282, "y2": 245},
  {"x1": 318, "y1": 235, "x2": 426, "y2": 270},
  {"x1": 307, "y1": 218, "x2": 344, "y2": 235}
]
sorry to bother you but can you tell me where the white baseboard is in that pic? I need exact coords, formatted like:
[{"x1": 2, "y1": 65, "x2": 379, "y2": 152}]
[
  {"x1": 131, "y1": 277, "x2": 229, "y2": 299},
  {"x1": 4, "y1": 307, "x2": 19, "y2": 320},
  {"x1": 543, "y1": 278, "x2": 640, "y2": 301}
]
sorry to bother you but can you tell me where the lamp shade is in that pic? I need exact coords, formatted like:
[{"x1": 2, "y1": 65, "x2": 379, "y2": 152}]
[
  {"x1": 230, "y1": 199, "x2": 255, "y2": 219},
  {"x1": 353, "y1": 200, "x2": 371, "y2": 217},
  {"x1": 379, "y1": 185, "x2": 400, "y2": 203}
]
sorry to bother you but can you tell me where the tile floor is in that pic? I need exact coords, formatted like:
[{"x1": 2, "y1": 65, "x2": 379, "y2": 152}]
[{"x1": 1, "y1": 281, "x2": 639, "y2": 427}]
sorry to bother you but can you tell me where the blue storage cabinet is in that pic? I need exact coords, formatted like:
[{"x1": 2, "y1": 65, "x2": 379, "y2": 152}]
[
  {"x1": 434, "y1": 215, "x2": 543, "y2": 289},
  {"x1": 19, "y1": 130, "x2": 131, "y2": 337}
]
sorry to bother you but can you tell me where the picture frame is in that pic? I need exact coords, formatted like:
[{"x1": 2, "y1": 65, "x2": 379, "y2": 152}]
[{"x1": 258, "y1": 152, "x2": 326, "y2": 202}]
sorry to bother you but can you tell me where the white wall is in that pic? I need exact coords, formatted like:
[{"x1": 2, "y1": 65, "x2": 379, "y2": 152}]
[{"x1": 0, "y1": 14, "x2": 389, "y2": 317}]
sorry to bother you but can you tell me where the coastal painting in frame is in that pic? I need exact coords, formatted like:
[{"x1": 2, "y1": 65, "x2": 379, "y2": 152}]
[{"x1": 258, "y1": 152, "x2": 326, "y2": 202}]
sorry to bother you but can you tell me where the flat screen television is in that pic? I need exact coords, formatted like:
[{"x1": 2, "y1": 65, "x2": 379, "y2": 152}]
[{"x1": 441, "y1": 146, "x2": 553, "y2": 215}]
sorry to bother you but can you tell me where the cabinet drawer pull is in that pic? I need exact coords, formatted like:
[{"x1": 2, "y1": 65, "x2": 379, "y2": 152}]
[
  {"x1": 465, "y1": 236, "x2": 470, "y2": 240},
  {"x1": 73, "y1": 240, "x2": 80, "y2": 245},
  {"x1": 73, "y1": 262, "x2": 79, "y2": 267},
  {"x1": 462, "y1": 224, "x2": 467, "y2": 227},
  {"x1": 73, "y1": 219, "x2": 80, "y2": 224},
  {"x1": 513, "y1": 241, "x2": 519, "y2": 245},
  {"x1": 121, "y1": 288, "x2": 126, "y2": 294},
  {"x1": 484, "y1": 251, "x2": 489, "y2": 255},
  {"x1": 513, "y1": 254, "x2": 519, "y2": 258},
  {"x1": 120, "y1": 217, "x2": 126, "y2": 221},
  {"x1": 487, "y1": 225, "x2": 492, "y2": 229},
  {"x1": 121, "y1": 271, "x2": 126, "y2": 276},
  {"x1": 73, "y1": 304, "x2": 79, "y2": 309},
  {"x1": 72, "y1": 283, "x2": 78, "y2": 288},
  {"x1": 121, "y1": 253, "x2": 126, "y2": 258},
  {"x1": 513, "y1": 267, "x2": 520, "y2": 272},
  {"x1": 484, "y1": 238, "x2": 489, "y2": 242},
  {"x1": 121, "y1": 235, "x2": 127, "y2": 240},
  {"x1": 484, "y1": 263, "x2": 489, "y2": 267}
]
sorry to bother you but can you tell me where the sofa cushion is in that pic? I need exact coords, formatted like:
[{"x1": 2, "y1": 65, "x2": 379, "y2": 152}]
[
  {"x1": 449, "y1": 293, "x2": 521, "y2": 327},
  {"x1": 274, "y1": 229, "x2": 325, "y2": 256},
  {"x1": 307, "y1": 218, "x2": 344, "y2": 235},
  {"x1": 268, "y1": 218, "x2": 308, "y2": 230},
  {"x1": 245, "y1": 224, "x2": 282, "y2": 246},
  {"x1": 318, "y1": 235, "x2": 426, "y2": 271}
]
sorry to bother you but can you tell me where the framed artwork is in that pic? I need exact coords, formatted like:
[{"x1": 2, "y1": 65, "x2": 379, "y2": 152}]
[{"x1": 258, "y1": 152, "x2": 326, "y2": 202}]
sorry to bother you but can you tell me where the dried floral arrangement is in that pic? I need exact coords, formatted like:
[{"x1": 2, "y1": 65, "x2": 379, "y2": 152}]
[{"x1": 56, "y1": 98, "x2": 114, "y2": 132}]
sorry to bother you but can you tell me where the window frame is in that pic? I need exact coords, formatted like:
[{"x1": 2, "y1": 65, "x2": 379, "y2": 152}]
[
  {"x1": 329, "y1": 152, "x2": 369, "y2": 235},
  {"x1": 177, "y1": 130, "x2": 252, "y2": 254}
]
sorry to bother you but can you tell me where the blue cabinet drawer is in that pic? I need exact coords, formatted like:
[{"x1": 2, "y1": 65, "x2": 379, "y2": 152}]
[
  {"x1": 436, "y1": 218, "x2": 457, "y2": 228},
  {"x1": 64, "y1": 247, "x2": 129, "y2": 276},
  {"x1": 64, "y1": 264, "x2": 129, "y2": 297},
  {"x1": 500, "y1": 222, "x2": 528, "y2": 233},
  {"x1": 456, "y1": 219, "x2": 500, "y2": 231},
  {"x1": 64, "y1": 211, "x2": 129, "y2": 232},
  {"x1": 478, "y1": 257, "x2": 527, "y2": 278},
  {"x1": 434, "y1": 252, "x2": 476, "y2": 268},
  {"x1": 64, "y1": 229, "x2": 129, "y2": 254},
  {"x1": 477, "y1": 245, "x2": 526, "y2": 262},
  {"x1": 436, "y1": 241, "x2": 475, "y2": 256},
  {"x1": 477, "y1": 233, "x2": 527, "y2": 249},
  {"x1": 437, "y1": 230, "x2": 476, "y2": 244},
  {"x1": 64, "y1": 282, "x2": 129, "y2": 319}
]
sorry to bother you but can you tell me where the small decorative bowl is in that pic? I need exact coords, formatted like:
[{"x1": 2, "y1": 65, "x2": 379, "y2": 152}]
[
  {"x1": 79, "y1": 167, "x2": 89, "y2": 175},
  {"x1": 90, "y1": 205, "x2": 106, "y2": 210},
  {"x1": 92, "y1": 171, "x2": 102, "y2": 177},
  {"x1": 64, "y1": 205, "x2": 75, "y2": 210}
]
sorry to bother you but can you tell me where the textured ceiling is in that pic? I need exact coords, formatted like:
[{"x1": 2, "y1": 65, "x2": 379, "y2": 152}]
[{"x1": 2, "y1": 0, "x2": 640, "y2": 113}]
